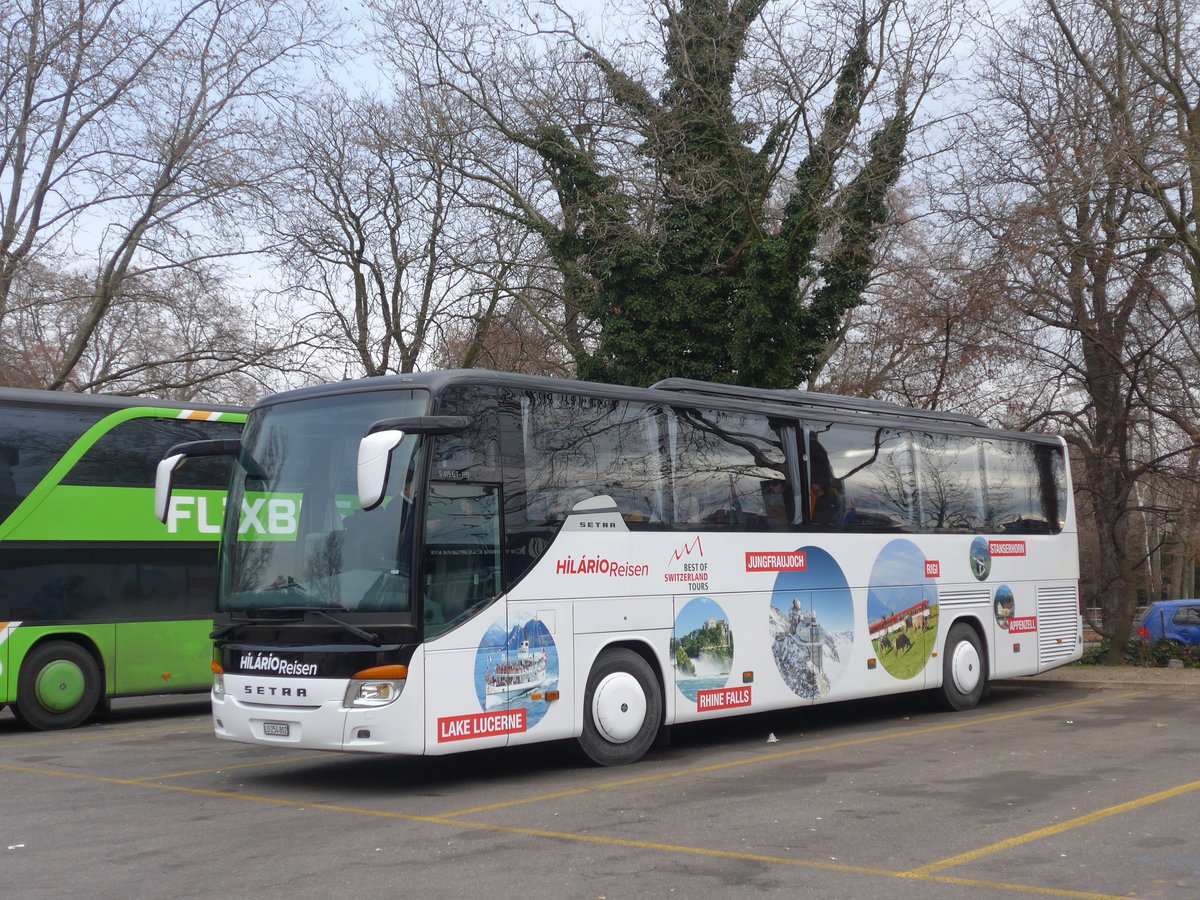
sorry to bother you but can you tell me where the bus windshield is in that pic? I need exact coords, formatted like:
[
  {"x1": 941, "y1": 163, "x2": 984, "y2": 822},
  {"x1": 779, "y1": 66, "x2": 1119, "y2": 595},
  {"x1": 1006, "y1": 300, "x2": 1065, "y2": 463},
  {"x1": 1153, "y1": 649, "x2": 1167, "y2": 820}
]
[{"x1": 220, "y1": 389, "x2": 429, "y2": 614}]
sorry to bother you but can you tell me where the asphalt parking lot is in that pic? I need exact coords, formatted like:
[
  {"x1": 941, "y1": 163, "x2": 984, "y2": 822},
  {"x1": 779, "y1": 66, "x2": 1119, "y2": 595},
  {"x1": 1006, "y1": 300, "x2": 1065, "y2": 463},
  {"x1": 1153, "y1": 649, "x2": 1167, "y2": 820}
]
[{"x1": 2, "y1": 681, "x2": 1197, "y2": 900}]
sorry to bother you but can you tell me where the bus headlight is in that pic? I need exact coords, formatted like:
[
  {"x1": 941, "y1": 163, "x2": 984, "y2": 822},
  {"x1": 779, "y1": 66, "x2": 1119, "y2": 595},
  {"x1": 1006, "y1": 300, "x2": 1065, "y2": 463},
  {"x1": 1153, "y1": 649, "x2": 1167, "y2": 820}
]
[
  {"x1": 345, "y1": 680, "x2": 404, "y2": 707},
  {"x1": 344, "y1": 665, "x2": 408, "y2": 708},
  {"x1": 211, "y1": 660, "x2": 225, "y2": 700}
]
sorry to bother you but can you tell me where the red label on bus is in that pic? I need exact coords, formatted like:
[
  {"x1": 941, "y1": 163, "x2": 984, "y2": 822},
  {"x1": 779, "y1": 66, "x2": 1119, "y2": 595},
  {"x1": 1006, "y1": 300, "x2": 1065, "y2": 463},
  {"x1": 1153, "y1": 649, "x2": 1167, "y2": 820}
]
[
  {"x1": 925, "y1": 561, "x2": 941, "y2": 578},
  {"x1": 989, "y1": 541, "x2": 1027, "y2": 557},
  {"x1": 696, "y1": 686, "x2": 752, "y2": 712},
  {"x1": 745, "y1": 551, "x2": 806, "y2": 572},
  {"x1": 436, "y1": 710, "x2": 527, "y2": 742},
  {"x1": 1008, "y1": 616, "x2": 1038, "y2": 633}
]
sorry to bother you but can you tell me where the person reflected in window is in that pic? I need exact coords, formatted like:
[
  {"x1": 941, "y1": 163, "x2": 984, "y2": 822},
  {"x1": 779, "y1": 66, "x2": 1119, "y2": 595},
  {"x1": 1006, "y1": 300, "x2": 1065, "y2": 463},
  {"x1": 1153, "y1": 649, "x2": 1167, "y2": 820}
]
[
  {"x1": 810, "y1": 481, "x2": 841, "y2": 525},
  {"x1": 763, "y1": 479, "x2": 791, "y2": 526}
]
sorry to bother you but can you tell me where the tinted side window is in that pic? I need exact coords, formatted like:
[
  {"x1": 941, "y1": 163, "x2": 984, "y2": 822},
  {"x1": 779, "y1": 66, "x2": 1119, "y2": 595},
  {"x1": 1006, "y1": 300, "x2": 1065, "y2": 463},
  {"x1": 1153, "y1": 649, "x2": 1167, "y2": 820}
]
[
  {"x1": 432, "y1": 385, "x2": 502, "y2": 484},
  {"x1": 63, "y1": 417, "x2": 242, "y2": 489},
  {"x1": 1, "y1": 545, "x2": 218, "y2": 622},
  {"x1": 421, "y1": 483, "x2": 501, "y2": 640},
  {"x1": 983, "y1": 440, "x2": 1063, "y2": 534},
  {"x1": 518, "y1": 391, "x2": 666, "y2": 527},
  {"x1": 1173, "y1": 606, "x2": 1200, "y2": 626},
  {"x1": 670, "y1": 407, "x2": 791, "y2": 530},
  {"x1": 915, "y1": 433, "x2": 985, "y2": 532},
  {"x1": 808, "y1": 424, "x2": 918, "y2": 530},
  {"x1": 425, "y1": 386, "x2": 503, "y2": 634},
  {"x1": 0, "y1": 405, "x2": 104, "y2": 520},
  {"x1": 498, "y1": 389, "x2": 667, "y2": 588}
]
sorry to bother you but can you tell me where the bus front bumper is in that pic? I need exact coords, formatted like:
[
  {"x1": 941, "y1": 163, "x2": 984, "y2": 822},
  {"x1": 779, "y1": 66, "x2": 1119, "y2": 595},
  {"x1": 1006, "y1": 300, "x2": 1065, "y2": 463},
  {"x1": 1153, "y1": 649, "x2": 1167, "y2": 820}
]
[{"x1": 213, "y1": 674, "x2": 423, "y2": 753}]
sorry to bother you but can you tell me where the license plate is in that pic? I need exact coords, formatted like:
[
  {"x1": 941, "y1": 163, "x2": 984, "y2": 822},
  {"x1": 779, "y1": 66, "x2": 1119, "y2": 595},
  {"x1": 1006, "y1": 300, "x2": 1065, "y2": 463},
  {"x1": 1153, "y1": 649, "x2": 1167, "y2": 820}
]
[{"x1": 262, "y1": 722, "x2": 290, "y2": 737}]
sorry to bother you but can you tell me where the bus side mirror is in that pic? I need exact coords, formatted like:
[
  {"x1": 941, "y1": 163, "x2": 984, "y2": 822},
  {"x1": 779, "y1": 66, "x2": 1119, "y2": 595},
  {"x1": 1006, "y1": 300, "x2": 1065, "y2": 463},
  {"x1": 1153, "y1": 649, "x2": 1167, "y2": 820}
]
[
  {"x1": 154, "y1": 439, "x2": 242, "y2": 523},
  {"x1": 358, "y1": 430, "x2": 406, "y2": 512},
  {"x1": 154, "y1": 453, "x2": 187, "y2": 523}
]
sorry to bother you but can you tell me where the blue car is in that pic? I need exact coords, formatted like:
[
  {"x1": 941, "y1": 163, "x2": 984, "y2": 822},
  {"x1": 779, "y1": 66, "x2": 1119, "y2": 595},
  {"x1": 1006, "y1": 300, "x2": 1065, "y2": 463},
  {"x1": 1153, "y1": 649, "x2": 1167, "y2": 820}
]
[{"x1": 1135, "y1": 600, "x2": 1200, "y2": 646}]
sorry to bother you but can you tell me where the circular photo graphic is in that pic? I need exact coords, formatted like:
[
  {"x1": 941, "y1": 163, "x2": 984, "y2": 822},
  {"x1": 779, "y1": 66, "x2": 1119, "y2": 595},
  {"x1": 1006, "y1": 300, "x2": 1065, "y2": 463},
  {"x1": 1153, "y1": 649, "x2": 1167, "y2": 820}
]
[
  {"x1": 474, "y1": 612, "x2": 559, "y2": 729},
  {"x1": 994, "y1": 585, "x2": 1015, "y2": 629},
  {"x1": 672, "y1": 596, "x2": 734, "y2": 702},
  {"x1": 768, "y1": 546, "x2": 855, "y2": 699},
  {"x1": 970, "y1": 536, "x2": 992, "y2": 581},
  {"x1": 869, "y1": 539, "x2": 940, "y2": 681}
]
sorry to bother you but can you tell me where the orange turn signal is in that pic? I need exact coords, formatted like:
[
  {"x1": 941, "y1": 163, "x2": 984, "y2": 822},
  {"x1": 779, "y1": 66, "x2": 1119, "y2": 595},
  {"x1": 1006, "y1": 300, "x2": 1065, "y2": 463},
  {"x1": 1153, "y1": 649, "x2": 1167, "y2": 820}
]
[
  {"x1": 211, "y1": 660, "x2": 224, "y2": 675},
  {"x1": 352, "y1": 665, "x2": 408, "y2": 680}
]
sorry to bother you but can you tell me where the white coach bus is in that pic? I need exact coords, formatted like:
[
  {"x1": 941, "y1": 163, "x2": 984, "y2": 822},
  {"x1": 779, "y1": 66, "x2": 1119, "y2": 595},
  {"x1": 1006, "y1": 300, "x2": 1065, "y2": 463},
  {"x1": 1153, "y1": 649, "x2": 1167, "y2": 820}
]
[{"x1": 156, "y1": 371, "x2": 1081, "y2": 765}]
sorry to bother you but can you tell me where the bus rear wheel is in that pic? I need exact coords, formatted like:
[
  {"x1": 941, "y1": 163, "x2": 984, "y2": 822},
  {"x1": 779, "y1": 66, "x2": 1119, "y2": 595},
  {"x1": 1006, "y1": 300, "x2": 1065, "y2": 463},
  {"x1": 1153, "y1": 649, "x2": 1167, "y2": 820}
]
[
  {"x1": 937, "y1": 623, "x2": 986, "y2": 711},
  {"x1": 16, "y1": 641, "x2": 103, "y2": 731},
  {"x1": 578, "y1": 648, "x2": 662, "y2": 766}
]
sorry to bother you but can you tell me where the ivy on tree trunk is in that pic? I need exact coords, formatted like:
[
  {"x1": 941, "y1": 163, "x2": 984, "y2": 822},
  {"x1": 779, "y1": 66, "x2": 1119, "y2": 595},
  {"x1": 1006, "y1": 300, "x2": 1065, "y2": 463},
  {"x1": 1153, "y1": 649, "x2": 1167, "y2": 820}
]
[{"x1": 523, "y1": 3, "x2": 911, "y2": 388}]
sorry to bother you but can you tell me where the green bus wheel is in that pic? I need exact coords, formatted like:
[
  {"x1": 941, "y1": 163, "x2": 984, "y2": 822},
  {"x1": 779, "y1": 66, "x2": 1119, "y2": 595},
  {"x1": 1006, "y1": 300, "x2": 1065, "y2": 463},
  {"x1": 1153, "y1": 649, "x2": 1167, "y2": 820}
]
[{"x1": 16, "y1": 641, "x2": 103, "y2": 731}]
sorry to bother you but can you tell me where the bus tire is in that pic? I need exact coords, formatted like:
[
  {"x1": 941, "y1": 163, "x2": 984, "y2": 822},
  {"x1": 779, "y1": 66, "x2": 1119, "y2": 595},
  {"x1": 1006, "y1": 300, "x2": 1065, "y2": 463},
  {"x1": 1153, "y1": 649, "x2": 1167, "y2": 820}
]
[
  {"x1": 937, "y1": 623, "x2": 986, "y2": 712},
  {"x1": 578, "y1": 648, "x2": 662, "y2": 766},
  {"x1": 16, "y1": 641, "x2": 103, "y2": 731}
]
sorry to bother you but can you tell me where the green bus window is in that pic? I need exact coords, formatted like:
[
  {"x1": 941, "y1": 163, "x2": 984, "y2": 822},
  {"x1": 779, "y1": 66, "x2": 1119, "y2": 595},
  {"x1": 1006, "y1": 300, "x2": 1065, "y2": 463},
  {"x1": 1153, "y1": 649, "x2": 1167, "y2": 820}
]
[
  {"x1": 2, "y1": 546, "x2": 216, "y2": 622},
  {"x1": 63, "y1": 417, "x2": 242, "y2": 488},
  {"x1": 0, "y1": 406, "x2": 103, "y2": 513}
]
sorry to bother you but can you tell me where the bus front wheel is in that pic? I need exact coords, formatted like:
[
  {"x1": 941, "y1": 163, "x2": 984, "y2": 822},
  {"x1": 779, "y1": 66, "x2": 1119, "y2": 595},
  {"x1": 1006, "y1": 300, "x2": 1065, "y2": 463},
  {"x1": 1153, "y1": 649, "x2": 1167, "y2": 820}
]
[
  {"x1": 937, "y1": 623, "x2": 986, "y2": 711},
  {"x1": 578, "y1": 648, "x2": 662, "y2": 766},
  {"x1": 15, "y1": 641, "x2": 103, "y2": 731}
]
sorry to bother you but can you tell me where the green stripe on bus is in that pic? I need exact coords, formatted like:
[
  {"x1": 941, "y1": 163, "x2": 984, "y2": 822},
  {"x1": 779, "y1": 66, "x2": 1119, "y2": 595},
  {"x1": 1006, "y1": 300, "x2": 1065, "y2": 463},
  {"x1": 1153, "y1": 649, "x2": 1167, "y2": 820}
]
[
  {"x1": 0, "y1": 406, "x2": 245, "y2": 542},
  {"x1": 0, "y1": 619, "x2": 213, "y2": 704},
  {"x1": 9, "y1": 485, "x2": 227, "y2": 542}
]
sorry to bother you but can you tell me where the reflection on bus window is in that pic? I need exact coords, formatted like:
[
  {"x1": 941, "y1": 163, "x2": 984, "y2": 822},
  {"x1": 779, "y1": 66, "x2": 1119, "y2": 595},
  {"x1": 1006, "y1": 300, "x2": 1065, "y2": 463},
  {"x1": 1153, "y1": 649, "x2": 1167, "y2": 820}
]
[
  {"x1": 422, "y1": 482, "x2": 501, "y2": 639},
  {"x1": 516, "y1": 391, "x2": 666, "y2": 527},
  {"x1": 983, "y1": 440, "x2": 1061, "y2": 533},
  {"x1": 669, "y1": 408, "x2": 791, "y2": 529},
  {"x1": 809, "y1": 425, "x2": 918, "y2": 530},
  {"x1": 916, "y1": 433, "x2": 985, "y2": 531}
]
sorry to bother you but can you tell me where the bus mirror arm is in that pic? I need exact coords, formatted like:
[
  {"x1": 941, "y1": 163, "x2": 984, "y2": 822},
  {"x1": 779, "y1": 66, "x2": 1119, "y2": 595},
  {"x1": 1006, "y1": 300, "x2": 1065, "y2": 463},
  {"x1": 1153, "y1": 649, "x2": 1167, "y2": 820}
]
[
  {"x1": 366, "y1": 415, "x2": 469, "y2": 436},
  {"x1": 154, "y1": 439, "x2": 243, "y2": 524}
]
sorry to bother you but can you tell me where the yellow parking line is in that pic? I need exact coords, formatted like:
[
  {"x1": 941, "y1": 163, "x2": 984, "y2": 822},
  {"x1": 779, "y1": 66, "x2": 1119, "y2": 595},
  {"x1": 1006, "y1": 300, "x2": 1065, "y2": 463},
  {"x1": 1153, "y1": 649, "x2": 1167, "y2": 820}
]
[
  {"x1": 908, "y1": 777, "x2": 1200, "y2": 877},
  {"x1": 0, "y1": 688, "x2": 1156, "y2": 900},
  {"x1": 0, "y1": 761, "x2": 1141, "y2": 900},
  {"x1": 0, "y1": 764, "x2": 446, "y2": 823},
  {"x1": 909, "y1": 872, "x2": 1130, "y2": 899},
  {"x1": 0, "y1": 724, "x2": 210, "y2": 748},
  {"x1": 128, "y1": 754, "x2": 333, "y2": 781},
  {"x1": 443, "y1": 692, "x2": 1141, "y2": 818},
  {"x1": 439, "y1": 819, "x2": 1132, "y2": 900}
]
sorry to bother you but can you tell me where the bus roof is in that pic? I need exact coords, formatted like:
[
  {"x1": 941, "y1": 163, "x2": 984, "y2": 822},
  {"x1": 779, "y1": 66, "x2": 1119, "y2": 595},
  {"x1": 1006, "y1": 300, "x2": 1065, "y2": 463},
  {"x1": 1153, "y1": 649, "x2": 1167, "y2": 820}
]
[
  {"x1": 650, "y1": 378, "x2": 987, "y2": 428},
  {"x1": 0, "y1": 386, "x2": 245, "y2": 415},
  {"x1": 247, "y1": 370, "x2": 1057, "y2": 444}
]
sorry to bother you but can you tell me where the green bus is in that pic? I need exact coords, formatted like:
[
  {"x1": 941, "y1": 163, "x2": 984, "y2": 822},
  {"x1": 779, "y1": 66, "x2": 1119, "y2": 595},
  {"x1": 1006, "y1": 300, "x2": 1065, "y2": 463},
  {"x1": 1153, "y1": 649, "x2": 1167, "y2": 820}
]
[{"x1": 0, "y1": 388, "x2": 245, "y2": 729}]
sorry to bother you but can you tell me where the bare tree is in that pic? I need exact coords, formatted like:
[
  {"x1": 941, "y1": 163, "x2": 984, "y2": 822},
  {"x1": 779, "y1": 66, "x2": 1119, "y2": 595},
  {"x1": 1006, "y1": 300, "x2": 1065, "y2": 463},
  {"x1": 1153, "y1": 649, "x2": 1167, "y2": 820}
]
[
  {"x1": 0, "y1": 258, "x2": 308, "y2": 402},
  {"x1": 948, "y1": 0, "x2": 1200, "y2": 660},
  {"x1": 1046, "y1": 0, "x2": 1200, "y2": 326},
  {"x1": 814, "y1": 188, "x2": 1032, "y2": 420},
  {"x1": 0, "y1": 0, "x2": 333, "y2": 393},
  {"x1": 367, "y1": 0, "x2": 961, "y2": 386},
  {"x1": 265, "y1": 88, "x2": 532, "y2": 376}
]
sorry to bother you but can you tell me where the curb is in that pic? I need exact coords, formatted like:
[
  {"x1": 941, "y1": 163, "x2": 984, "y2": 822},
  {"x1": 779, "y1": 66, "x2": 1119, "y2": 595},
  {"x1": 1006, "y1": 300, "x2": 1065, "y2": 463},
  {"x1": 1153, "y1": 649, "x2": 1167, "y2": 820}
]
[{"x1": 994, "y1": 671, "x2": 1200, "y2": 694}]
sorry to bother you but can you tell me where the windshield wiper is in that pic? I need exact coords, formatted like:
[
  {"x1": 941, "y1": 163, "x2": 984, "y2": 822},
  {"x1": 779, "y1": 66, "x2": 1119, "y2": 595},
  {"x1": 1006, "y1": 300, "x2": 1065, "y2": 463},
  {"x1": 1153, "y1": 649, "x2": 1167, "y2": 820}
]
[
  {"x1": 271, "y1": 606, "x2": 385, "y2": 647},
  {"x1": 211, "y1": 611, "x2": 306, "y2": 641}
]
